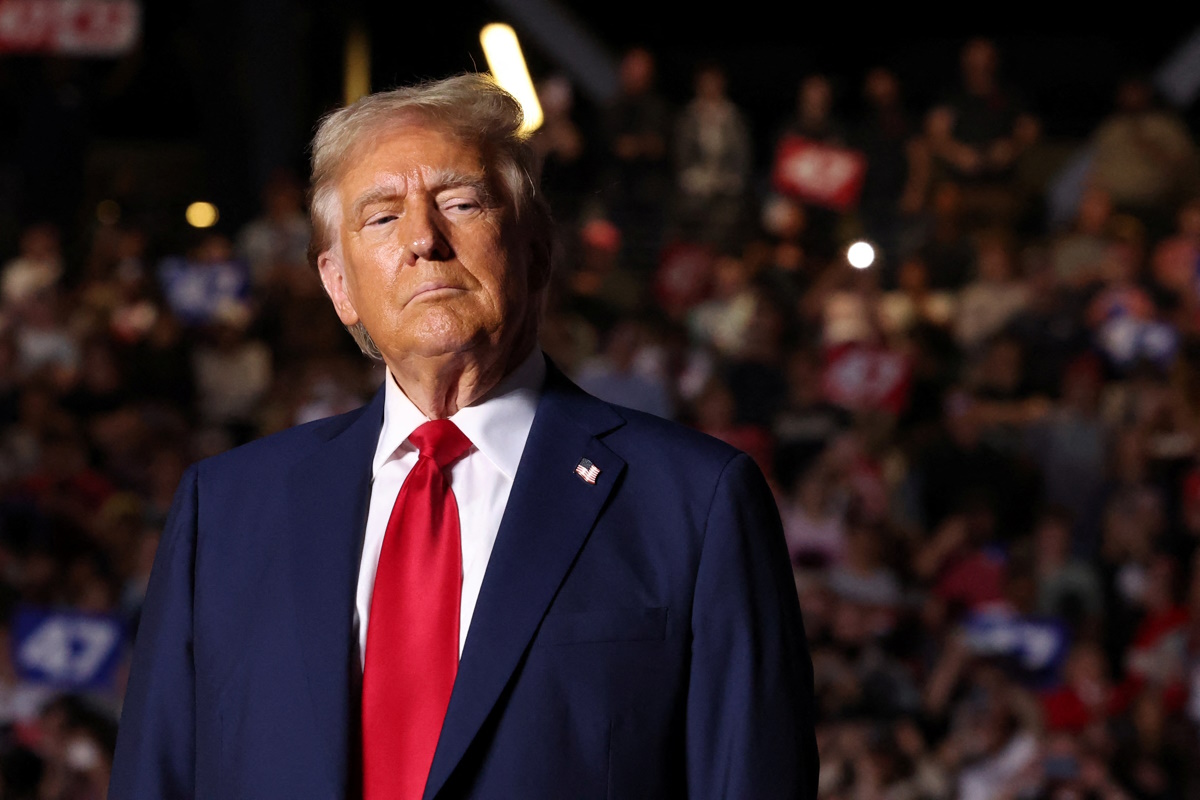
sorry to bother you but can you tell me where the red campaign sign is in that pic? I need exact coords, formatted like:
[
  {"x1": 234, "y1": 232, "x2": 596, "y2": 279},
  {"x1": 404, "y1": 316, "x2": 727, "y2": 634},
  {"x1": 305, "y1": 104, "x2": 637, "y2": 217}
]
[
  {"x1": 822, "y1": 343, "x2": 911, "y2": 415},
  {"x1": 0, "y1": 0, "x2": 139, "y2": 55},
  {"x1": 771, "y1": 135, "x2": 867, "y2": 212}
]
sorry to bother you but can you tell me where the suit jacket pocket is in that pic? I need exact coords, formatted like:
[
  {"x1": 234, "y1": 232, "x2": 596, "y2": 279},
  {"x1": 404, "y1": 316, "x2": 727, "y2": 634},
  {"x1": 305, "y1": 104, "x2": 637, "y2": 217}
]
[{"x1": 538, "y1": 607, "x2": 668, "y2": 644}]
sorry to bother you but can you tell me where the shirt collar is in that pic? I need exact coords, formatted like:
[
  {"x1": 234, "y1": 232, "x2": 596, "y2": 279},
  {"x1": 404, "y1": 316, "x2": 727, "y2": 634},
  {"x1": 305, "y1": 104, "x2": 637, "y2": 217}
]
[{"x1": 372, "y1": 347, "x2": 545, "y2": 480}]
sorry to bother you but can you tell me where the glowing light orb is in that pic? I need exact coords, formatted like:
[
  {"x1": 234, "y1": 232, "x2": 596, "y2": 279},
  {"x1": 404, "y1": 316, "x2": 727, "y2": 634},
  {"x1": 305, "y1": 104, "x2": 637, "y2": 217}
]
[
  {"x1": 186, "y1": 202, "x2": 219, "y2": 229},
  {"x1": 847, "y1": 241, "x2": 875, "y2": 269}
]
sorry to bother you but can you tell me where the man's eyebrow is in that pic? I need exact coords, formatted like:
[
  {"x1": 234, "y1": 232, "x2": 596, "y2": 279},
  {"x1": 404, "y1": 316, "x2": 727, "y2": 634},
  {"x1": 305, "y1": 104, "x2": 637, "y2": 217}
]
[
  {"x1": 349, "y1": 171, "x2": 496, "y2": 221},
  {"x1": 428, "y1": 169, "x2": 496, "y2": 203},
  {"x1": 350, "y1": 187, "x2": 404, "y2": 221}
]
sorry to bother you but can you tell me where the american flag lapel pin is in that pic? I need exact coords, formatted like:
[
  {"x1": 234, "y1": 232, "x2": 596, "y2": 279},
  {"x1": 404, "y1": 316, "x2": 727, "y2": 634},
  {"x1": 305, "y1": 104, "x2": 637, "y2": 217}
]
[{"x1": 574, "y1": 457, "x2": 600, "y2": 484}]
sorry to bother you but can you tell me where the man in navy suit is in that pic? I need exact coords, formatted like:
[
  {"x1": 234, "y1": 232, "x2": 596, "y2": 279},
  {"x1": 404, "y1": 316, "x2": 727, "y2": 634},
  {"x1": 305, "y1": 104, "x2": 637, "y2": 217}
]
[{"x1": 109, "y1": 74, "x2": 817, "y2": 799}]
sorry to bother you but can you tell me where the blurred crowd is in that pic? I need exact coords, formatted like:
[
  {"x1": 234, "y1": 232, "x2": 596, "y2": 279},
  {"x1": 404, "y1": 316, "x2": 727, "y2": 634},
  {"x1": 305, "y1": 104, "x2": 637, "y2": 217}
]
[{"x1": 3, "y1": 33, "x2": 1200, "y2": 799}]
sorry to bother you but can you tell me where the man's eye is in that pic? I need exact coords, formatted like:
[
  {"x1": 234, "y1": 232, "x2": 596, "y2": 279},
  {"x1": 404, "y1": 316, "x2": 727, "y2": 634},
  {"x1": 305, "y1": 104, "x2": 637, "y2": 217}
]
[
  {"x1": 444, "y1": 200, "x2": 480, "y2": 213},
  {"x1": 368, "y1": 215, "x2": 397, "y2": 226}
]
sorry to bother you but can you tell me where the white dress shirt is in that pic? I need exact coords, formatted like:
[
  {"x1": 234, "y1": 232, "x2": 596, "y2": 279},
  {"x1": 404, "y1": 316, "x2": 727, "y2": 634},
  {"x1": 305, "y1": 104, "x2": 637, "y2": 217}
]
[{"x1": 354, "y1": 349, "x2": 545, "y2": 666}]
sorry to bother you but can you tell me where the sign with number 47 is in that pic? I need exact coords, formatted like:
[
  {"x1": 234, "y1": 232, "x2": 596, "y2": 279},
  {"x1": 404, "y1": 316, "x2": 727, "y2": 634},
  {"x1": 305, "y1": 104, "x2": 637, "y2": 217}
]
[{"x1": 12, "y1": 607, "x2": 124, "y2": 691}]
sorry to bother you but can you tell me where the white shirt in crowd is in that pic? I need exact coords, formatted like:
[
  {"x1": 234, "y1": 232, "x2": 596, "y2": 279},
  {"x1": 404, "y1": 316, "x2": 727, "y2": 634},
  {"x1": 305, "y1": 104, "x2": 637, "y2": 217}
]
[{"x1": 353, "y1": 348, "x2": 545, "y2": 666}]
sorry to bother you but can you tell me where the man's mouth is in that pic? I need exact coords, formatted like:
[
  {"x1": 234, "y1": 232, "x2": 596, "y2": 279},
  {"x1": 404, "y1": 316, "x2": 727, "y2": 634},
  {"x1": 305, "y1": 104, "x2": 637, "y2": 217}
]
[{"x1": 407, "y1": 282, "x2": 463, "y2": 303}]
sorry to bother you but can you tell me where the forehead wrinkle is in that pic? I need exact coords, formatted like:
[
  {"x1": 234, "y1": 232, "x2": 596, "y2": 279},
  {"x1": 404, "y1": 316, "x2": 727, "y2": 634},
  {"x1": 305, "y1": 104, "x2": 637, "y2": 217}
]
[{"x1": 347, "y1": 173, "x2": 409, "y2": 223}]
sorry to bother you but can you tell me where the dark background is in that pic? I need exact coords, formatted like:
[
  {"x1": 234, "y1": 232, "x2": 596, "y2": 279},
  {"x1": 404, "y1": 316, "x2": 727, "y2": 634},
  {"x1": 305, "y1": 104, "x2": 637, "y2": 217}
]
[{"x1": 5, "y1": 3, "x2": 1199, "y2": 253}]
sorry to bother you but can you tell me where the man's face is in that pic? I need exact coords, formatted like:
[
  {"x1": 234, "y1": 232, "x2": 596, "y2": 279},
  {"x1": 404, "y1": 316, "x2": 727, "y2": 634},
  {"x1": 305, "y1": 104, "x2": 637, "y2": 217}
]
[{"x1": 318, "y1": 121, "x2": 534, "y2": 366}]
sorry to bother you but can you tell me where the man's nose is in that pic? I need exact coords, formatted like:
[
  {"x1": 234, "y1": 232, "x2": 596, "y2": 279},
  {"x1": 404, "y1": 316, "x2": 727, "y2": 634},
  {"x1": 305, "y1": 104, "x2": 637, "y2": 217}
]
[{"x1": 401, "y1": 205, "x2": 451, "y2": 265}]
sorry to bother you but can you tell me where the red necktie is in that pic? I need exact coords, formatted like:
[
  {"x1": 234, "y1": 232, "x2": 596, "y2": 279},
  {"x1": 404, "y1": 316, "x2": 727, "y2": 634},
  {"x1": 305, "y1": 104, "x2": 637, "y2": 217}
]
[{"x1": 363, "y1": 419, "x2": 472, "y2": 800}]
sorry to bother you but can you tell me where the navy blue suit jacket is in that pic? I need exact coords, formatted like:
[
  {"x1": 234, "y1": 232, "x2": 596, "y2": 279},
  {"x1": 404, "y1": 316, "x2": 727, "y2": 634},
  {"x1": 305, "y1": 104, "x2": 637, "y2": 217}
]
[{"x1": 109, "y1": 359, "x2": 818, "y2": 799}]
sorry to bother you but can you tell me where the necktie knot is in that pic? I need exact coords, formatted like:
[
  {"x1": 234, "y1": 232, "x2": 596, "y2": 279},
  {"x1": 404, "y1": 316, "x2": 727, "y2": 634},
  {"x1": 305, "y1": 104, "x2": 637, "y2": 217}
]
[{"x1": 408, "y1": 419, "x2": 472, "y2": 469}]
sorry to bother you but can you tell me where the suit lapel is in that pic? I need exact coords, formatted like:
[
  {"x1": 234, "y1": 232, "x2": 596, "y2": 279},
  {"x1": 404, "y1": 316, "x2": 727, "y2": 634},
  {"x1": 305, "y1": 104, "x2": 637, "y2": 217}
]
[
  {"x1": 286, "y1": 386, "x2": 384, "y2": 786},
  {"x1": 424, "y1": 365, "x2": 627, "y2": 799}
]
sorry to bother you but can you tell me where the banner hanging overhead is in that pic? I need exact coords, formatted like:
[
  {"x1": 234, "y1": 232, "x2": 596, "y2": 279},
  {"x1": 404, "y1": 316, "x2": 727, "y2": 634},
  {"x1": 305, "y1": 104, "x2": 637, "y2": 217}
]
[{"x1": 0, "y1": 0, "x2": 140, "y2": 56}]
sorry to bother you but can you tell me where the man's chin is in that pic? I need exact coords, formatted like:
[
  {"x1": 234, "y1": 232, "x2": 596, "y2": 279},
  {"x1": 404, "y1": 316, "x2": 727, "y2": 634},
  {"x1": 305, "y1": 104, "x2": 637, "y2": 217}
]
[
  {"x1": 371, "y1": 313, "x2": 529, "y2": 372},
  {"x1": 381, "y1": 334, "x2": 491, "y2": 365}
]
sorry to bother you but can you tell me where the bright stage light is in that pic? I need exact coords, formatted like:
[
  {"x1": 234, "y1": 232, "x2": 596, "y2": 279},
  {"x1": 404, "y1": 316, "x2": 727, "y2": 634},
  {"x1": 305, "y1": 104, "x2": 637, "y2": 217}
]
[
  {"x1": 186, "y1": 201, "x2": 219, "y2": 229},
  {"x1": 480, "y1": 23, "x2": 543, "y2": 133},
  {"x1": 847, "y1": 241, "x2": 875, "y2": 269}
]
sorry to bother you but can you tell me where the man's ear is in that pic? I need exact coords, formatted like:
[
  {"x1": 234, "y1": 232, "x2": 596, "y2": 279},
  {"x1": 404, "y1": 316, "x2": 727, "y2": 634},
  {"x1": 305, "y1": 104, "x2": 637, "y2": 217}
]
[{"x1": 317, "y1": 247, "x2": 361, "y2": 327}]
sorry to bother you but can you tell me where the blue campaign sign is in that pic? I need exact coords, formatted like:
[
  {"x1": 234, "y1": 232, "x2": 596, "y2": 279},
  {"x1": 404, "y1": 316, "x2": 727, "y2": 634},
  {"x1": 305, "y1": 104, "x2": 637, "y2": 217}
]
[
  {"x1": 962, "y1": 609, "x2": 1070, "y2": 688},
  {"x1": 11, "y1": 607, "x2": 125, "y2": 691},
  {"x1": 158, "y1": 256, "x2": 250, "y2": 326},
  {"x1": 1096, "y1": 316, "x2": 1178, "y2": 373}
]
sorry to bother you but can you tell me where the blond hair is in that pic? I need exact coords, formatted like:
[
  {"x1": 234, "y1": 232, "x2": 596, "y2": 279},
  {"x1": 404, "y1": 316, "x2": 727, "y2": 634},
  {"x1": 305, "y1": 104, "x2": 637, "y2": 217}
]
[{"x1": 308, "y1": 73, "x2": 553, "y2": 358}]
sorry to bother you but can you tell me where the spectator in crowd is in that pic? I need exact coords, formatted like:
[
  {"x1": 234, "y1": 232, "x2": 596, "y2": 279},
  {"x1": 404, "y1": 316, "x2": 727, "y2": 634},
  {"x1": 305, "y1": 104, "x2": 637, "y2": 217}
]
[
  {"x1": 1052, "y1": 185, "x2": 1116, "y2": 289},
  {"x1": 782, "y1": 460, "x2": 847, "y2": 567},
  {"x1": 11, "y1": 287, "x2": 78, "y2": 387},
  {"x1": 600, "y1": 47, "x2": 673, "y2": 271},
  {"x1": 574, "y1": 319, "x2": 673, "y2": 419},
  {"x1": 531, "y1": 75, "x2": 593, "y2": 228},
  {"x1": 954, "y1": 230, "x2": 1029, "y2": 354},
  {"x1": 827, "y1": 515, "x2": 902, "y2": 613},
  {"x1": 773, "y1": 74, "x2": 847, "y2": 266},
  {"x1": 1149, "y1": 196, "x2": 1200, "y2": 325},
  {"x1": 1089, "y1": 76, "x2": 1199, "y2": 240},
  {"x1": 190, "y1": 302, "x2": 272, "y2": 444},
  {"x1": 878, "y1": 254, "x2": 956, "y2": 338},
  {"x1": 953, "y1": 679, "x2": 1041, "y2": 800},
  {"x1": 1, "y1": 224, "x2": 62, "y2": 314},
  {"x1": 854, "y1": 67, "x2": 930, "y2": 284},
  {"x1": 1111, "y1": 687, "x2": 1192, "y2": 798},
  {"x1": 693, "y1": 376, "x2": 773, "y2": 479},
  {"x1": 772, "y1": 348, "x2": 851, "y2": 489},
  {"x1": 812, "y1": 262, "x2": 881, "y2": 346},
  {"x1": 235, "y1": 168, "x2": 313, "y2": 291},
  {"x1": 672, "y1": 62, "x2": 753, "y2": 250},
  {"x1": 926, "y1": 38, "x2": 1039, "y2": 228},
  {"x1": 1025, "y1": 355, "x2": 1108, "y2": 551},
  {"x1": 916, "y1": 181, "x2": 977, "y2": 290},
  {"x1": 754, "y1": 198, "x2": 812, "y2": 319},
  {"x1": 915, "y1": 389, "x2": 1032, "y2": 536},
  {"x1": 1041, "y1": 640, "x2": 1118, "y2": 734},
  {"x1": 566, "y1": 218, "x2": 646, "y2": 328},
  {"x1": 1032, "y1": 507, "x2": 1104, "y2": 627},
  {"x1": 687, "y1": 252, "x2": 758, "y2": 356},
  {"x1": 1007, "y1": 259, "x2": 1093, "y2": 397},
  {"x1": 722, "y1": 284, "x2": 788, "y2": 428},
  {"x1": 780, "y1": 74, "x2": 847, "y2": 146}
]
